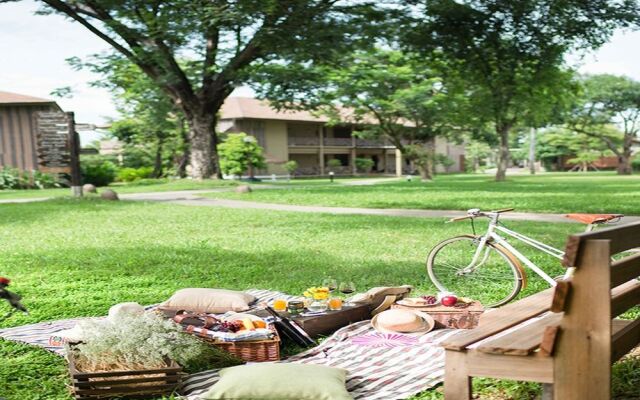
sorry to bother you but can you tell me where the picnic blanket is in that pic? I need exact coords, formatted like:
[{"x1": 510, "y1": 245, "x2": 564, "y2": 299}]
[{"x1": 0, "y1": 289, "x2": 458, "y2": 399}]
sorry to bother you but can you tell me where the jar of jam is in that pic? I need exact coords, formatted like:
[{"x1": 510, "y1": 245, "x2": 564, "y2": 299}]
[{"x1": 287, "y1": 300, "x2": 305, "y2": 315}]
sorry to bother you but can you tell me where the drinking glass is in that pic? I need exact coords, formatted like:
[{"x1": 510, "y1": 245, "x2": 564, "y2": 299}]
[
  {"x1": 322, "y1": 278, "x2": 338, "y2": 293},
  {"x1": 328, "y1": 297, "x2": 343, "y2": 311},
  {"x1": 273, "y1": 298, "x2": 287, "y2": 312},
  {"x1": 339, "y1": 281, "x2": 356, "y2": 306}
]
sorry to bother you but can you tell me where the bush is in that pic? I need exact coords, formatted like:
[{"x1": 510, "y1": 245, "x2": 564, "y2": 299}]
[
  {"x1": 355, "y1": 157, "x2": 375, "y2": 173},
  {"x1": 117, "y1": 167, "x2": 154, "y2": 182},
  {"x1": 122, "y1": 145, "x2": 155, "y2": 169},
  {"x1": 284, "y1": 160, "x2": 298, "y2": 176},
  {"x1": 81, "y1": 156, "x2": 118, "y2": 187},
  {"x1": 0, "y1": 168, "x2": 60, "y2": 190},
  {"x1": 632, "y1": 156, "x2": 640, "y2": 172},
  {"x1": 327, "y1": 159, "x2": 342, "y2": 168}
]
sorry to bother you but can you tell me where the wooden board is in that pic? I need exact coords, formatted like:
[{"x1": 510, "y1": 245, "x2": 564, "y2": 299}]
[
  {"x1": 290, "y1": 304, "x2": 371, "y2": 337},
  {"x1": 562, "y1": 221, "x2": 640, "y2": 268},
  {"x1": 35, "y1": 111, "x2": 71, "y2": 173}
]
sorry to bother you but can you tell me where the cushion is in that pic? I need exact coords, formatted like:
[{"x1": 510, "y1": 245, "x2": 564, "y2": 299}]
[
  {"x1": 203, "y1": 363, "x2": 352, "y2": 400},
  {"x1": 158, "y1": 288, "x2": 256, "y2": 313}
]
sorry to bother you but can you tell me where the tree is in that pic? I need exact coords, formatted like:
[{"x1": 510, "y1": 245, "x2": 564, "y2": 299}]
[
  {"x1": 30, "y1": 0, "x2": 385, "y2": 179},
  {"x1": 408, "y1": 0, "x2": 639, "y2": 181},
  {"x1": 537, "y1": 127, "x2": 612, "y2": 172},
  {"x1": 218, "y1": 133, "x2": 266, "y2": 179},
  {"x1": 283, "y1": 160, "x2": 298, "y2": 178},
  {"x1": 569, "y1": 74, "x2": 640, "y2": 174},
  {"x1": 257, "y1": 49, "x2": 465, "y2": 181}
]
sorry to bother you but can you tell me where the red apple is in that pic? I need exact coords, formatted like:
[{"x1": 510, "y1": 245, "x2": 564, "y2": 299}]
[{"x1": 441, "y1": 295, "x2": 458, "y2": 307}]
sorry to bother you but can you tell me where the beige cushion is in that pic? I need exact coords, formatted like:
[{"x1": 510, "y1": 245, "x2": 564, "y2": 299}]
[
  {"x1": 203, "y1": 363, "x2": 352, "y2": 400},
  {"x1": 158, "y1": 288, "x2": 256, "y2": 313}
]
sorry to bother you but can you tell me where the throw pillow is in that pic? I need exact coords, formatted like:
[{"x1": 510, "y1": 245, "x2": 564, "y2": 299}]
[
  {"x1": 158, "y1": 288, "x2": 256, "y2": 313},
  {"x1": 203, "y1": 363, "x2": 352, "y2": 400}
]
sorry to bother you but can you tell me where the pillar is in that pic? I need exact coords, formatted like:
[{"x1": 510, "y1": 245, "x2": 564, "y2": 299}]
[
  {"x1": 319, "y1": 126, "x2": 325, "y2": 175},
  {"x1": 395, "y1": 149, "x2": 403, "y2": 177}
]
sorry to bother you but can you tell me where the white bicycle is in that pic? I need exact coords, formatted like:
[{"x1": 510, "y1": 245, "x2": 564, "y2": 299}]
[{"x1": 426, "y1": 208, "x2": 624, "y2": 307}]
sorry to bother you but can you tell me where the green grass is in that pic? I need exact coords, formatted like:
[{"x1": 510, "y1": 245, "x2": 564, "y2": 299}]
[
  {"x1": 0, "y1": 178, "x2": 236, "y2": 200},
  {"x1": 0, "y1": 199, "x2": 636, "y2": 399},
  {"x1": 205, "y1": 172, "x2": 640, "y2": 215}
]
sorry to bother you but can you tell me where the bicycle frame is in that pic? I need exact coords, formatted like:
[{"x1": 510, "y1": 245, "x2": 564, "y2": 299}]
[{"x1": 465, "y1": 215, "x2": 571, "y2": 287}]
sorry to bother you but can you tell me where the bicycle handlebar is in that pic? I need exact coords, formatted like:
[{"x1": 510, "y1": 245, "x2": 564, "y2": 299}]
[{"x1": 447, "y1": 208, "x2": 515, "y2": 223}]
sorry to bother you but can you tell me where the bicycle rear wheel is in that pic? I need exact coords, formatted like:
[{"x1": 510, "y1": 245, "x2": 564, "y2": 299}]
[{"x1": 426, "y1": 235, "x2": 524, "y2": 307}]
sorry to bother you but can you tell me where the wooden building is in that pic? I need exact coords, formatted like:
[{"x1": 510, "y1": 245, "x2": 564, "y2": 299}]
[{"x1": 0, "y1": 91, "x2": 62, "y2": 171}]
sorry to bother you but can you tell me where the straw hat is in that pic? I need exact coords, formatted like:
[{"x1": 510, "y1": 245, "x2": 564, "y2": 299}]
[{"x1": 371, "y1": 309, "x2": 435, "y2": 334}]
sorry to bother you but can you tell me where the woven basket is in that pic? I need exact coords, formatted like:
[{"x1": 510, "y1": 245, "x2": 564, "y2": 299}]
[{"x1": 195, "y1": 325, "x2": 280, "y2": 362}]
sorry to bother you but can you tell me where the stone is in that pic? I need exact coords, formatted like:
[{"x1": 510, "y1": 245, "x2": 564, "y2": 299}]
[
  {"x1": 101, "y1": 189, "x2": 119, "y2": 201},
  {"x1": 82, "y1": 183, "x2": 97, "y2": 193},
  {"x1": 235, "y1": 185, "x2": 252, "y2": 193}
]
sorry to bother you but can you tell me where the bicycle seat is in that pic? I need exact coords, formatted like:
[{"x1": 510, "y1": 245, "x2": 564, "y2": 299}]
[{"x1": 565, "y1": 213, "x2": 624, "y2": 224}]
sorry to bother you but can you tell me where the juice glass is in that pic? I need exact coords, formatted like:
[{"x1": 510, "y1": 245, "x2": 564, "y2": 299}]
[
  {"x1": 328, "y1": 297, "x2": 343, "y2": 311},
  {"x1": 273, "y1": 298, "x2": 287, "y2": 312}
]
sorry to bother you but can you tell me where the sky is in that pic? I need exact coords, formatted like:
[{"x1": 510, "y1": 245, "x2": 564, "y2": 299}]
[{"x1": 1, "y1": 0, "x2": 640, "y2": 128}]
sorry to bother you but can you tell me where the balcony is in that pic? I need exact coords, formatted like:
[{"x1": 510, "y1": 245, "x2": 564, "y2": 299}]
[
  {"x1": 288, "y1": 137, "x2": 320, "y2": 146},
  {"x1": 323, "y1": 137, "x2": 353, "y2": 146},
  {"x1": 355, "y1": 139, "x2": 393, "y2": 148}
]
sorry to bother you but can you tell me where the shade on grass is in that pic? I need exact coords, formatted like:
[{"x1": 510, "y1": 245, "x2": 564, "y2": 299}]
[
  {"x1": 206, "y1": 172, "x2": 640, "y2": 215},
  {"x1": 0, "y1": 198, "x2": 635, "y2": 399}
]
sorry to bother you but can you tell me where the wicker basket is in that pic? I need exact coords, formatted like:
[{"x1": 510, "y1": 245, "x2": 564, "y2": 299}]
[{"x1": 195, "y1": 325, "x2": 280, "y2": 362}]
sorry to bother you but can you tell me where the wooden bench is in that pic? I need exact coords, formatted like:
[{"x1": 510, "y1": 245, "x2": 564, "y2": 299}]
[{"x1": 441, "y1": 221, "x2": 640, "y2": 400}]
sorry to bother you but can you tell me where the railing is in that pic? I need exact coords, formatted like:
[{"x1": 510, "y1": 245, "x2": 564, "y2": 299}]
[
  {"x1": 288, "y1": 137, "x2": 320, "y2": 146},
  {"x1": 323, "y1": 137, "x2": 353, "y2": 146},
  {"x1": 355, "y1": 139, "x2": 392, "y2": 147}
]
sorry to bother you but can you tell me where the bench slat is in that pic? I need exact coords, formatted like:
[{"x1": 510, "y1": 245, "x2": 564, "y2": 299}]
[
  {"x1": 563, "y1": 221, "x2": 640, "y2": 268},
  {"x1": 612, "y1": 280, "x2": 640, "y2": 318},
  {"x1": 612, "y1": 319, "x2": 640, "y2": 363},
  {"x1": 475, "y1": 313, "x2": 563, "y2": 356},
  {"x1": 441, "y1": 288, "x2": 554, "y2": 351},
  {"x1": 611, "y1": 253, "x2": 640, "y2": 288}
]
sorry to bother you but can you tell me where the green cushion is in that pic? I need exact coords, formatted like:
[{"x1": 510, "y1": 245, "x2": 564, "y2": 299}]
[{"x1": 202, "y1": 363, "x2": 352, "y2": 400}]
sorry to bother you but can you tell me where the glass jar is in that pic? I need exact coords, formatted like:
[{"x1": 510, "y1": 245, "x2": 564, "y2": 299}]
[
  {"x1": 307, "y1": 299, "x2": 328, "y2": 312},
  {"x1": 287, "y1": 300, "x2": 305, "y2": 315}
]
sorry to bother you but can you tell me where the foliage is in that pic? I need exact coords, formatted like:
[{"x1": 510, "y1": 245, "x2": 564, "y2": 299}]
[
  {"x1": 0, "y1": 168, "x2": 60, "y2": 190},
  {"x1": 355, "y1": 158, "x2": 375, "y2": 173},
  {"x1": 327, "y1": 159, "x2": 343, "y2": 169},
  {"x1": 537, "y1": 126, "x2": 613, "y2": 171},
  {"x1": 121, "y1": 144, "x2": 154, "y2": 169},
  {"x1": 80, "y1": 156, "x2": 119, "y2": 187},
  {"x1": 284, "y1": 160, "x2": 298, "y2": 175},
  {"x1": 73, "y1": 312, "x2": 239, "y2": 373},
  {"x1": 465, "y1": 140, "x2": 493, "y2": 173},
  {"x1": 218, "y1": 133, "x2": 266, "y2": 178},
  {"x1": 117, "y1": 167, "x2": 154, "y2": 183},
  {"x1": 38, "y1": 0, "x2": 388, "y2": 179},
  {"x1": 407, "y1": 0, "x2": 639, "y2": 181},
  {"x1": 568, "y1": 74, "x2": 640, "y2": 174}
]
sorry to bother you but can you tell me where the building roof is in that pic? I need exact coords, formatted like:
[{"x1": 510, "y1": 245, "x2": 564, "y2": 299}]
[
  {"x1": 0, "y1": 91, "x2": 56, "y2": 105},
  {"x1": 220, "y1": 97, "x2": 329, "y2": 123}
]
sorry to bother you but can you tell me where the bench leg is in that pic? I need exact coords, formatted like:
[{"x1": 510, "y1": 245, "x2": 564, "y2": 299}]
[
  {"x1": 444, "y1": 350, "x2": 472, "y2": 400},
  {"x1": 542, "y1": 383, "x2": 553, "y2": 400}
]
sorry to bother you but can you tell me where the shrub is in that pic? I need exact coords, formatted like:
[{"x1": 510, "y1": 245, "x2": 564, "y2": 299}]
[
  {"x1": 117, "y1": 167, "x2": 154, "y2": 182},
  {"x1": 81, "y1": 156, "x2": 118, "y2": 187},
  {"x1": 327, "y1": 159, "x2": 342, "y2": 168},
  {"x1": 284, "y1": 160, "x2": 298, "y2": 176},
  {"x1": 632, "y1": 156, "x2": 640, "y2": 172},
  {"x1": 218, "y1": 133, "x2": 266, "y2": 178},
  {"x1": 122, "y1": 145, "x2": 155, "y2": 169},
  {"x1": 355, "y1": 157, "x2": 375, "y2": 173},
  {"x1": 0, "y1": 168, "x2": 60, "y2": 190}
]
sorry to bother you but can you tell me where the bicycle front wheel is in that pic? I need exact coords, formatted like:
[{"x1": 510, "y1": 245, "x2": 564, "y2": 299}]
[{"x1": 426, "y1": 235, "x2": 524, "y2": 307}]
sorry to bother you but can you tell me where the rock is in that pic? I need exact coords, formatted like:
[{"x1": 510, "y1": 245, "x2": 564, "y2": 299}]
[
  {"x1": 235, "y1": 185, "x2": 252, "y2": 193},
  {"x1": 82, "y1": 183, "x2": 97, "y2": 193},
  {"x1": 101, "y1": 189, "x2": 119, "y2": 201}
]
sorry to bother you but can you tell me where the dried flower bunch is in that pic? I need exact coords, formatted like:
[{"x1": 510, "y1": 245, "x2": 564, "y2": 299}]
[{"x1": 71, "y1": 312, "x2": 239, "y2": 372}]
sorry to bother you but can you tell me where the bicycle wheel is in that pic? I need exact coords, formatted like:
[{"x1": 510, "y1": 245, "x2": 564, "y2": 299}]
[{"x1": 426, "y1": 235, "x2": 524, "y2": 307}]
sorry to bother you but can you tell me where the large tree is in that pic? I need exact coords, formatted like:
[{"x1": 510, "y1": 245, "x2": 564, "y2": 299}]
[
  {"x1": 27, "y1": 0, "x2": 384, "y2": 179},
  {"x1": 569, "y1": 74, "x2": 640, "y2": 174},
  {"x1": 407, "y1": 0, "x2": 639, "y2": 181}
]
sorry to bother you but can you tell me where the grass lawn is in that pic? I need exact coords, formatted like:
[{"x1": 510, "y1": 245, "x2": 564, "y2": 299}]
[
  {"x1": 0, "y1": 199, "x2": 638, "y2": 399},
  {"x1": 0, "y1": 178, "x2": 237, "y2": 200},
  {"x1": 205, "y1": 172, "x2": 640, "y2": 215}
]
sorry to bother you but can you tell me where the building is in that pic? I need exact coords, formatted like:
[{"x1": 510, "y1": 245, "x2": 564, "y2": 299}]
[
  {"x1": 0, "y1": 91, "x2": 62, "y2": 171},
  {"x1": 219, "y1": 97, "x2": 465, "y2": 176}
]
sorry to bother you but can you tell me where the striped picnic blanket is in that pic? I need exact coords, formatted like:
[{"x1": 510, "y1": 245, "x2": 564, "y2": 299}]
[
  {"x1": 181, "y1": 321, "x2": 459, "y2": 400},
  {"x1": 0, "y1": 289, "x2": 457, "y2": 399}
]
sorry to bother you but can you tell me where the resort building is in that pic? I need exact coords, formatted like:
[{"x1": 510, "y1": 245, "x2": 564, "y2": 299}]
[
  {"x1": 219, "y1": 97, "x2": 466, "y2": 176},
  {"x1": 0, "y1": 91, "x2": 62, "y2": 171}
]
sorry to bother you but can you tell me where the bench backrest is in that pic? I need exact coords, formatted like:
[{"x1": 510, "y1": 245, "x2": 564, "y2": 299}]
[{"x1": 552, "y1": 221, "x2": 640, "y2": 399}]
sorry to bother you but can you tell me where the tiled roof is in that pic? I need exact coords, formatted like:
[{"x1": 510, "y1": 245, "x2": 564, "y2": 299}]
[
  {"x1": 0, "y1": 91, "x2": 55, "y2": 105},
  {"x1": 220, "y1": 97, "x2": 329, "y2": 122}
]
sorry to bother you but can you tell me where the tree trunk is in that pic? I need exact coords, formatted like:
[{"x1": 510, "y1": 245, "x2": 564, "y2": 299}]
[
  {"x1": 495, "y1": 124, "x2": 511, "y2": 182},
  {"x1": 617, "y1": 136, "x2": 633, "y2": 175},
  {"x1": 187, "y1": 113, "x2": 219, "y2": 179},
  {"x1": 152, "y1": 137, "x2": 164, "y2": 178},
  {"x1": 177, "y1": 116, "x2": 189, "y2": 178}
]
